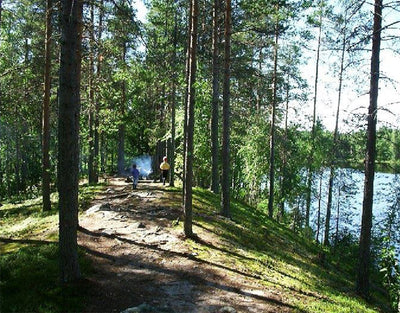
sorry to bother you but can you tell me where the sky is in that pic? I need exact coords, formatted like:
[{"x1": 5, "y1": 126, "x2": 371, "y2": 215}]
[
  {"x1": 132, "y1": 0, "x2": 147, "y2": 23},
  {"x1": 292, "y1": 3, "x2": 400, "y2": 132}
]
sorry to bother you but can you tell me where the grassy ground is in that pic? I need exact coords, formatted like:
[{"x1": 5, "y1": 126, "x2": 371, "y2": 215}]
[
  {"x1": 0, "y1": 184, "x2": 102, "y2": 313},
  {"x1": 188, "y1": 187, "x2": 390, "y2": 313},
  {"x1": 0, "y1": 183, "x2": 391, "y2": 313}
]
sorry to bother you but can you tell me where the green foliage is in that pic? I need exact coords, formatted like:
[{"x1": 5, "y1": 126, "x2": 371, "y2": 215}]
[{"x1": 378, "y1": 242, "x2": 400, "y2": 311}]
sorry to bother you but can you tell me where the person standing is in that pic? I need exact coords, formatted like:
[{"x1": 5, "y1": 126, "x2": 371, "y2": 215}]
[
  {"x1": 160, "y1": 156, "x2": 170, "y2": 185},
  {"x1": 131, "y1": 164, "x2": 140, "y2": 189}
]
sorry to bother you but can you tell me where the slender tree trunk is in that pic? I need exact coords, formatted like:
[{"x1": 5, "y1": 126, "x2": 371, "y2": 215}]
[
  {"x1": 15, "y1": 110, "x2": 21, "y2": 194},
  {"x1": 170, "y1": 9, "x2": 178, "y2": 187},
  {"x1": 88, "y1": 3, "x2": 96, "y2": 184},
  {"x1": 279, "y1": 72, "x2": 290, "y2": 221},
  {"x1": 220, "y1": 0, "x2": 231, "y2": 218},
  {"x1": 267, "y1": 15, "x2": 279, "y2": 219},
  {"x1": 183, "y1": 0, "x2": 198, "y2": 238},
  {"x1": 100, "y1": 132, "x2": 105, "y2": 173},
  {"x1": 58, "y1": 0, "x2": 83, "y2": 283},
  {"x1": 324, "y1": 7, "x2": 348, "y2": 246},
  {"x1": 94, "y1": 0, "x2": 103, "y2": 182},
  {"x1": 324, "y1": 166, "x2": 334, "y2": 245},
  {"x1": 256, "y1": 49, "x2": 263, "y2": 113},
  {"x1": 42, "y1": 0, "x2": 53, "y2": 211},
  {"x1": 117, "y1": 43, "x2": 127, "y2": 175},
  {"x1": 357, "y1": 0, "x2": 382, "y2": 298},
  {"x1": 210, "y1": 0, "x2": 221, "y2": 194},
  {"x1": 334, "y1": 187, "x2": 341, "y2": 246},
  {"x1": 0, "y1": 0, "x2": 2, "y2": 108},
  {"x1": 305, "y1": 2, "x2": 323, "y2": 228},
  {"x1": 315, "y1": 172, "x2": 323, "y2": 243},
  {"x1": 182, "y1": 0, "x2": 193, "y2": 204}
]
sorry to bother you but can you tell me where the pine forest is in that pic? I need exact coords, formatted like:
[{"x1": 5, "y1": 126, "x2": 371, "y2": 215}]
[{"x1": 1, "y1": 0, "x2": 400, "y2": 312}]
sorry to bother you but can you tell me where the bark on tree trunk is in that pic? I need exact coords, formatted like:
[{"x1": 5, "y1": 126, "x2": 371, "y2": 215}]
[
  {"x1": 0, "y1": 0, "x2": 2, "y2": 109},
  {"x1": 88, "y1": 2, "x2": 96, "y2": 184},
  {"x1": 279, "y1": 72, "x2": 290, "y2": 221},
  {"x1": 306, "y1": 1, "x2": 323, "y2": 229},
  {"x1": 170, "y1": 10, "x2": 178, "y2": 187},
  {"x1": 210, "y1": 0, "x2": 221, "y2": 194},
  {"x1": 42, "y1": 0, "x2": 53, "y2": 211},
  {"x1": 58, "y1": 0, "x2": 83, "y2": 283},
  {"x1": 183, "y1": 0, "x2": 198, "y2": 238},
  {"x1": 0, "y1": 0, "x2": 2, "y2": 26},
  {"x1": 267, "y1": 14, "x2": 279, "y2": 219},
  {"x1": 220, "y1": 0, "x2": 231, "y2": 218},
  {"x1": 357, "y1": 0, "x2": 382, "y2": 298},
  {"x1": 117, "y1": 43, "x2": 127, "y2": 175},
  {"x1": 96, "y1": 0, "x2": 104, "y2": 180},
  {"x1": 182, "y1": 0, "x2": 193, "y2": 204}
]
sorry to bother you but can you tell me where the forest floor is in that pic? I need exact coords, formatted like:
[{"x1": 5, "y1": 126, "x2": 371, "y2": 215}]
[{"x1": 78, "y1": 177, "x2": 294, "y2": 313}]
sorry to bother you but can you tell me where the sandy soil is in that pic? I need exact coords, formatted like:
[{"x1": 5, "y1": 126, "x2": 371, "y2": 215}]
[{"x1": 78, "y1": 177, "x2": 295, "y2": 313}]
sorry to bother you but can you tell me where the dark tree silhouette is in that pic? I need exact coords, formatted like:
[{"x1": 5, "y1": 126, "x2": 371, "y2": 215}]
[
  {"x1": 357, "y1": 0, "x2": 382, "y2": 298},
  {"x1": 42, "y1": 0, "x2": 53, "y2": 212},
  {"x1": 58, "y1": 0, "x2": 83, "y2": 283}
]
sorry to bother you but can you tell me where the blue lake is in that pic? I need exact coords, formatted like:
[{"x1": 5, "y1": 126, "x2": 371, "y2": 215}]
[{"x1": 309, "y1": 168, "x2": 400, "y2": 244}]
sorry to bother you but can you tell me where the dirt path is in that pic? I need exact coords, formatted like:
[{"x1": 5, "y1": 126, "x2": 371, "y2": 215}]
[{"x1": 78, "y1": 178, "x2": 294, "y2": 313}]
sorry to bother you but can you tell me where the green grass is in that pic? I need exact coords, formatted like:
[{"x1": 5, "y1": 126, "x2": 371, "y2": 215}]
[
  {"x1": 0, "y1": 183, "x2": 101, "y2": 313},
  {"x1": 0, "y1": 183, "x2": 391, "y2": 313},
  {"x1": 0, "y1": 244, "x2": 92, "y2": 313},
  {"x1": 189, "y1": 187, "x2": 390, "y2": 313}
]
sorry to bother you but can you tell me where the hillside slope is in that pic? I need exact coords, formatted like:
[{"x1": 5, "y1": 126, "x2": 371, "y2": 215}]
[
  {"x1": 0, "y1": 177, "x2": 389, "y2": 312},
  {"x1": 77, "y1": 178, "x2": 388, "y2": 313}
]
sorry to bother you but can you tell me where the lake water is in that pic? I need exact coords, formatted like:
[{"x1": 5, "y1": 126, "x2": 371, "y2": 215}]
[{"x1": 309, "y1": 168, "x2": 400, "y2": 245}]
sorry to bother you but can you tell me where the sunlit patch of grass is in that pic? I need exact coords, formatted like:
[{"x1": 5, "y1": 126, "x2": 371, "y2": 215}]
[
  {"x1": 190, "y1": 187, "x2": 390, "y2": 313},
  {"x1": 0, "y1": 183, "x2": 101, "y2": 313},
  {"x1": 0, "y1": 184, "x2": 104, "y2": 240}
]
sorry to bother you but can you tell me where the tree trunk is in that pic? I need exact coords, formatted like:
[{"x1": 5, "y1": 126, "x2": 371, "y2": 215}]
[
  {"x1": 0, "y1": 0, "x2": 2, "y2": 108},
  {"x1": 117, "y1": 43, "x2": 127, "y2": 175},
  {"x1": 279, "y1": 72, "x2": 290, "y2": 221},
  {"x1": 315, "y1": 172, "x2": 323, "y2": 243},
  {"x1": 42, "y1": 0, "x2": 53, "y2": 211},
  {"x1": 220, "y1": 0, "x2": 231, "y2": 218},
  {"x1": 357, "y1": 0, "x2": 382, "y2": 298},
  {"x1": 183, "y1": 0, "x2": 198, "y2": 238},
  {"x1": 182, "y1": 0, "x2": 193, "y2": 204},
  {"x1": 58, "y1": 0, "x2": 83, "y2": 283},
  {"x1": 305, "y1": 2, "x2": 323, "y2": 229},
  {"x1": 97, "y1": 1, "x2": 104, "y2": 178},
  {"x1": 88, "y1": 2, "x2": 96, "y2": 184},
  {"x1": 170, "y1": 9, "x2": 178, "y2": 187},
  {"x1": 334, "y1": 187, "x2": 341, "y2": 246},
  {"x1": 210, "y1": 0, "x2": 221, "y2": 194},
  {"x1": 324, "y1": 6, "x2": 348, "y2": 246},
  {"x1": 15, "y1": 111, "x2": 21, "y2": 194},
  {"x1": 267, "y1": 14, "x2": 279, "y2": 219}
]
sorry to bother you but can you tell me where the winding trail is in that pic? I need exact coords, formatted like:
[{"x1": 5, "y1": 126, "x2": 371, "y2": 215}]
[{"x1": 78, "y1": 177, "x2": 294, "y2": 313}]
